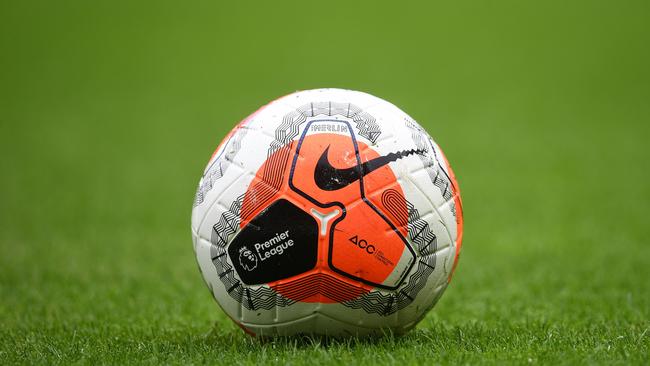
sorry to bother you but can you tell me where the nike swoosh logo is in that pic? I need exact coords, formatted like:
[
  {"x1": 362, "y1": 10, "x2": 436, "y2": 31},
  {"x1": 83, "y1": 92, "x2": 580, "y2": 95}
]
[{"x1": 314, "y1": 146, "x2": 424, "y2": 191}]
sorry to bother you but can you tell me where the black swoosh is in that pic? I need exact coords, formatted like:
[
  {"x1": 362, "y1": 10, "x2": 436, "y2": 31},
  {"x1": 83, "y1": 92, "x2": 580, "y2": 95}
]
[{"x1": 314, "y1": 146, "x2": 424, "y2": 191}]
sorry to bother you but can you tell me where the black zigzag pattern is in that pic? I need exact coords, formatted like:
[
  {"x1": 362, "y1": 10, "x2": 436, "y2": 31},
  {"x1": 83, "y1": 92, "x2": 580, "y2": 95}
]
[
  {"x1": 270, "y1": 102, "x2": 382, "y2": 149},
  {"x1": 194, "y1": 126, "x2": 249, "y2": 207},
  {"x1": 404, "y1": 118, "x2": 457, "y2": 218}
]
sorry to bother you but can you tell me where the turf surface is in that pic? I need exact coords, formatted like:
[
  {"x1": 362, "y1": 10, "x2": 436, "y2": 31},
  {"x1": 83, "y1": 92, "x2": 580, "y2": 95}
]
[{"x1": 1, "y1": 1, "x2": 649, "y2": 364}]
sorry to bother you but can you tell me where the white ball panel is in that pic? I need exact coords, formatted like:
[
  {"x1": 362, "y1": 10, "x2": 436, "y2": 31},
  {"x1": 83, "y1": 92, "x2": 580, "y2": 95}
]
[{"x1": 279, "y1": 88, "x2": 385, "y2": 111}]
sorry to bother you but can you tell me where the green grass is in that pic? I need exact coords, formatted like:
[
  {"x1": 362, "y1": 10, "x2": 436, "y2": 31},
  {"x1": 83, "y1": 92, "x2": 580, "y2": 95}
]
[{"x1": 1, "y1": 0, "x2": 649, "y2": 364}]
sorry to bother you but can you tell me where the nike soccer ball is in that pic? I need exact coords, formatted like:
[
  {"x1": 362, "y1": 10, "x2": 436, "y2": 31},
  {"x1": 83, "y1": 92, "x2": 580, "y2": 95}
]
[{"x1": 191, "y1": 88, "x2": 463, "y2": 337}]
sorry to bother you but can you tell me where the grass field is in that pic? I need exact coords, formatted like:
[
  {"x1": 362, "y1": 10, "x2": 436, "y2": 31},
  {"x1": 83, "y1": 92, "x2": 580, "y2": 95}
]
[{"x1": 1, "y1": 1, "x2": 649, "y2": 364}]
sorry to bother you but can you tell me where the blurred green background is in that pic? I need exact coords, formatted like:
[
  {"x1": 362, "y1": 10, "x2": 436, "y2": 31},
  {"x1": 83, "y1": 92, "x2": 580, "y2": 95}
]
[{"x1": 1, "y1": 0, "x2": 648, "y2": 364}]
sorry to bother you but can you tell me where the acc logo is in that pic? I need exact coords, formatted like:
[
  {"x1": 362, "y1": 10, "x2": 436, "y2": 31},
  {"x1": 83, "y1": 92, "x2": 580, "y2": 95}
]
[
  {"x1": 238, "y1": 247, "x2": 258, "y2": 271},
  {"x1": 349, "y1": 235, "x2": 376, "y2": 254}
]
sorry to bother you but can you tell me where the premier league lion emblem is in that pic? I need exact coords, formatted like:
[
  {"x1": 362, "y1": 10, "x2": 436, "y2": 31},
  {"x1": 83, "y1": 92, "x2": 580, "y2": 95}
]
[{"x1": 238, "y1": 247, "x2": 258, "y2": 271}]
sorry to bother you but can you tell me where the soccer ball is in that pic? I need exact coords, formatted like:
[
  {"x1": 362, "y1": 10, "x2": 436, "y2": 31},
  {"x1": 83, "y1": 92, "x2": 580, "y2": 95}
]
[{"x1": 191, "y1": 89, "x2": 463, "y2": 337}]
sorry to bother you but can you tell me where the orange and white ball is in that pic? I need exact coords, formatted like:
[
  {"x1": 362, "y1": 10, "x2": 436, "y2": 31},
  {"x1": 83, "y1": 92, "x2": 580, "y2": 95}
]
[{"x1": 191, "y1": 89, "x2": 463, "y2": 337}]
